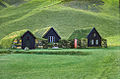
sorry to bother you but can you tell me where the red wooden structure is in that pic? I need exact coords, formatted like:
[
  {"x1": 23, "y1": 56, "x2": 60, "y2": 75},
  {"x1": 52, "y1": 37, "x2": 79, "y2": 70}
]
[{"x1": 74, "y1": 39, "x2": 77, "y2": 48}]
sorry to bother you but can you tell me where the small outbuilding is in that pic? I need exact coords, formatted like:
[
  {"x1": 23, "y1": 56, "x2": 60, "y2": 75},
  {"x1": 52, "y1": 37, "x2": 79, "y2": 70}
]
[
  {"x1": 21, "y1": 31, "x2": 36, "y2": 49},
  {"x1": 69, "y1": 27, "x2": 103, "y2": 47},
  {"x1": 87, "y1": 27, "x2": 102, "y2": 47},
  {"x1": 42, "y1": 27, "x2": 61, "y2": 43}
]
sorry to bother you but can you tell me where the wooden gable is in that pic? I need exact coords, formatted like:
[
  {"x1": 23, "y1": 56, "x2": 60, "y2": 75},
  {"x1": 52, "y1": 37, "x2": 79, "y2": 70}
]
[
  {"x1": 87, "y1": 27, "x2": 102, "y2": 47},
  {"x1": 21, "y1": 31, "x2": 36, "y2": 49},
  {"x1": 42, "y1": 27, "x2": 61, "y2": 42},
  {"x1": 87, "y1": 27, "x2": 101, "y2": 39}
]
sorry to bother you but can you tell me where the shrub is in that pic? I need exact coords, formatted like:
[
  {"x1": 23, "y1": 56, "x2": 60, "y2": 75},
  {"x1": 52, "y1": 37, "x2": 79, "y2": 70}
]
[
  {"x1": 81, "y1": 38, "x2": 88, "y2": 48},
  {"x1": 35, "y1": 38, "x2": 47, "y2": 49},
  {"x1": 77, "y1": 39, "x2": 82, "y2": 48},
  {"x1": 47, "y1": 43, "x2": 54, "y2": 48},
  {"x1": 69, "y1": 39, "x2": 74, "y2": 48},
  {"x1": 101, "y1": 39, "x2": 107, "y2": 48},
  {"x1": 41, "y1": 39, "x2": 48, "y2": 49},
  {"x1": 59, "y1": 40, "x2": 70, "y2": 48}
]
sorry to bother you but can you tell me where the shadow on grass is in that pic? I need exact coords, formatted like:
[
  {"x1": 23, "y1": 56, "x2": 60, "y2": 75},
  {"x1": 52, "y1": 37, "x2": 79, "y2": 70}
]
[
  {"x1": 1, "y1": 46, "x2": 119, "y2": 56},
  {"x1": 33, "y1": 51, "x2": 91, "y2": 56},
  {"x1": 0, "y1": 49, "x2": 91, "y2": 56}
]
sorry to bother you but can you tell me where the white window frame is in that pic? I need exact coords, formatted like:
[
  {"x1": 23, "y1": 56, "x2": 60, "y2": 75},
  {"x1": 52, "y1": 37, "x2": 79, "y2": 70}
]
[
  {"x1": 49, "y1": 36, "x2": 51, "y2": 42},
  {"x1": 91, "y1": 40, "x2": 94, "y2": 45},
  {"x1": 49, "y1": 36, "x2": 55, "y2": 43},
  {"x1": 96, "y1": 40, "x2": 98, "y2": 45},
  {"x1": 94, "y1": 33, "x2": 96, "y2": 37}
]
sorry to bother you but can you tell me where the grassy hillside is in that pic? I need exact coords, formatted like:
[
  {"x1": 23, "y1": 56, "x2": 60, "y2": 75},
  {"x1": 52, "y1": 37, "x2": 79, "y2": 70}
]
[
  {"x1": 0, "y1": 0, "x2": 119, "y2": 46},
  {"x1": 0, "y1": 47, "x2": 120, "y2": 79},
  {"x1": 3, "y1": 0, "x2": 25, "y2": 5}
]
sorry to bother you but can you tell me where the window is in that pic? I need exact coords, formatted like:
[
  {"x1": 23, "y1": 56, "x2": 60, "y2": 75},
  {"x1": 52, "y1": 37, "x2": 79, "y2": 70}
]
[
  {"x1": 96, "y1": 40, "x2": 98, "y2": 45},
  {"x1": 27, "y1": 37, "x2": 29, "y2": 40},
  {"x1": 91, "y1": 40, "x2": 94, "y2": 45},
  {"x1": 49, "y1": 36, "x2": 55, "y2": 42},
  {"x1": 94, "y1": 33, "x2": 96, "y2": 37}
]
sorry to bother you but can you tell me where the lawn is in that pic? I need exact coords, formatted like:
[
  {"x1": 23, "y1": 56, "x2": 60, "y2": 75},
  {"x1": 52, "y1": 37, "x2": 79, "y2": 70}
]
[{"x1": 0, "y1": 47, "x2": 119, "y2": 79}]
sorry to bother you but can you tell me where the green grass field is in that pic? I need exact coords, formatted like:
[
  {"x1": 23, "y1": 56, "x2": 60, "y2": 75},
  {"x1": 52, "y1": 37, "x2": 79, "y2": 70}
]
[
  {"x1": 0, "y1": 47, "x2": 120, "y2": 79},
  {"x1": 0, "y1": 1, "x2": 119, "y2": 79}
]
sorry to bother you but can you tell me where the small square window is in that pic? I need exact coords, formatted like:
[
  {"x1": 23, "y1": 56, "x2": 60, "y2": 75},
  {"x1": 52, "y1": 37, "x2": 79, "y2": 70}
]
[{"x1": 94, "y1": 33, "x2": 96, "y2": 37}]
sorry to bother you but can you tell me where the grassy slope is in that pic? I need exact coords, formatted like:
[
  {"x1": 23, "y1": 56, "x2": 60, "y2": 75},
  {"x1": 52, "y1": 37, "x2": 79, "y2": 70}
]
[
  {"x1": 0, "y1": 47, "x2": 120, "y2": 79},
  {"x1": 0, "y1": 0, "x2": 119, "y2": 46}
]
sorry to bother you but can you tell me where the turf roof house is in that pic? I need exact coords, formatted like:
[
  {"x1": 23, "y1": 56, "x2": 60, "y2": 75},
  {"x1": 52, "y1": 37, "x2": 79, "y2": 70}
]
[
  {"x1": 37, "y1": 27, "x2": 61, "y2": 43},
  {"x1": 0, "y1": 29, "x2": 37, "y2": 49},
  {"x1": 21, "y1": 31, "x2": 36, "y2": 49},
  {"x1": 87, "y1": 27, "x2": 102, "y2": 47},
  {"x1": 69, "y1": 27, "x2": 102, "y2": 47}
]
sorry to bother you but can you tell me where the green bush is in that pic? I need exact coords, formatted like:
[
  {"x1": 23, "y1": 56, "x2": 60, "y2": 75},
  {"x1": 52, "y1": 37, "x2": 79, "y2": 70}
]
[
  {"x1": 41, "y1": 40, "x2": 48, "y2": 49},
  {"x1": 81, "y1": 38, "x2": 88, "y2": 48},
  {"x1": 59, "y1": 40, "x2": 70, "y2": 48},
  {"x1": 47, "y1": 43, "x2": 59, "y2": 48},
  {"x1": 0, "y1": 49, "x2": 12, "y2": 54},
  {"x1": 69, "y1": 39, "x2": 74, "y2": 48}
]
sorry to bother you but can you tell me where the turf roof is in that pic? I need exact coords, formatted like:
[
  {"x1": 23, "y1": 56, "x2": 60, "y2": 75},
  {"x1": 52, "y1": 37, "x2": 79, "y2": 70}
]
[
  {"x1": 68, "y1": 27, "x2": 93, "y2": 40},
  {"x1": 33, "y1": 27, "x2": 51, "y2": 38}
]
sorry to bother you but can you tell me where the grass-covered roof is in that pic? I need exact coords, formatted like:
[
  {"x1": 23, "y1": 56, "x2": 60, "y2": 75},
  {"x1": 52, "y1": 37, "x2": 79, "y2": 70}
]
[
  {"x1": 33, "y1": 27, "x2": 51, "y2": 38},
  {"x1": 68, "y1": 28, "x2": 92, "y2": 40},
  {"x1": 0, "y1": 29, "x2": 29, "y2": 48},
  {"x1": 0, "y1": 27, "x2": 53, "y2": 48}
]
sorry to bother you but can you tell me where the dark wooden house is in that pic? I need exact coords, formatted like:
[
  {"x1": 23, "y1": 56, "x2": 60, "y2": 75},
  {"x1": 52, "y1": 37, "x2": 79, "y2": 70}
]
[
  {"x1": 42, "y1": 27, "x2": 61, "y2": 43},
  {"x1": 21, "y1": 31, "x2": 36, "y2": 49},
  {"x1": 87, "y1": 27, "x2": 102, "y2": 47}
]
